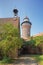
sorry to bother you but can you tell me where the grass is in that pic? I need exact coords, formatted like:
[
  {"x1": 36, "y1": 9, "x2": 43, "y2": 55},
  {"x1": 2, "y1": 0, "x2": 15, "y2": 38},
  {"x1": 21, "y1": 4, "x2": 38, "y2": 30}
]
[
  {"x1": 30, "y1": 55, "x2": 43, "y2": 65},
  {"x1": 0, "y1": 56, "x2": 14, "y2": 64}
]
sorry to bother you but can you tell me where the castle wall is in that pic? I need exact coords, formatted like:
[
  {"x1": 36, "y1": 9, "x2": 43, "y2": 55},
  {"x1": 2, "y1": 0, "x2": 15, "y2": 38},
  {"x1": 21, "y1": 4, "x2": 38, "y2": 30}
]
[{"x1": 0, "y1": 17, "x2": 20, "y2": 36}]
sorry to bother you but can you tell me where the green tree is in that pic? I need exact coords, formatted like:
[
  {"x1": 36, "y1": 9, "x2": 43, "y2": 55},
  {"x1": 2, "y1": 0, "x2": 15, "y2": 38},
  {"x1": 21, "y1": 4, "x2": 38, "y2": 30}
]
[
  {"x1": 0, "y1": 23, "x2": 23, "y2": 59},
  {"x1": 33, "y1": 36, "x2": 43, "y2": 46},
  {"x1": 0, "y1": 23, "x2": 19, "y2": 41}
]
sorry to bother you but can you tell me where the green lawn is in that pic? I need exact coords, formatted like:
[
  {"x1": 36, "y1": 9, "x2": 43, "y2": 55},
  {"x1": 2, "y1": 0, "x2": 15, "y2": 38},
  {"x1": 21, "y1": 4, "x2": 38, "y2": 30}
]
[{"x1": 31, "y1": 55, "x2": 43, "y2": 65}]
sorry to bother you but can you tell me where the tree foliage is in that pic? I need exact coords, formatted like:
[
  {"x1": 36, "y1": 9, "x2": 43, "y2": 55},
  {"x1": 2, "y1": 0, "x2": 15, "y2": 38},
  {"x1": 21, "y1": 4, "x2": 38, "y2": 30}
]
[
  {"x1": 0, "y1": 23, "x2": 23, "y2": 59},
  {"x1": 33, "y1": 36, "x2": 43, "y2": 46}
]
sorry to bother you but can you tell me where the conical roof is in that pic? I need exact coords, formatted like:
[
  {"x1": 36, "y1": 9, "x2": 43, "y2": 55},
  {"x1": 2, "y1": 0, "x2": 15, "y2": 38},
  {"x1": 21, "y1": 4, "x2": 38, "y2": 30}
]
[{"x1": 21, "y1": 16, "x2": 32, "y2": 25}]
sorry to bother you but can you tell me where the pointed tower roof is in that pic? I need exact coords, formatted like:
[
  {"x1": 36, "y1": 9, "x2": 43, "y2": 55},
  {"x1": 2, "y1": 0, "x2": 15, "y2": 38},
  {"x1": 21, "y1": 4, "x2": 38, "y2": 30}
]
[
  {"x1": 21, "y1": 16, "x2": 32, "y2": 25},
  {"x1": 23, "y1": 16, "x2": 29, "y2": 21}
]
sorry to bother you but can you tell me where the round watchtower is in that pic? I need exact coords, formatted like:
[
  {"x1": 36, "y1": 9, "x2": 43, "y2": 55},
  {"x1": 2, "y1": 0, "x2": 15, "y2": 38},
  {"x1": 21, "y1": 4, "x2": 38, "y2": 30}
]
[{"x1": 21, "y1": 16, "x2": 32, "y2": 40}]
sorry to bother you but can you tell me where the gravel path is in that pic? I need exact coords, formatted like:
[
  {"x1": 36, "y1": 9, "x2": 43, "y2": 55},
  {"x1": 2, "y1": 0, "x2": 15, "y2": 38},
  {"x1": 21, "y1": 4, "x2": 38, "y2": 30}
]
[
  {"x1": 1, "y1": 55, "x2": 38, "y2": 65},
  {"x1": 13, "y1": 55, "x2": 38, "y2": 65}
]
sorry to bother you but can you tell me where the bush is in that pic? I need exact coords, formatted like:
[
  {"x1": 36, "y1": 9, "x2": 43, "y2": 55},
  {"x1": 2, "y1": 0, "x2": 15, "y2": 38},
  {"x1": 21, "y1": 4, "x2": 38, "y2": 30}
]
[
  {"x1": 0, "y1": 56, "x2": 12, "y2": 63},
  {"x1": 0, "y1": 23, "x2": 23, "y2": 61}
]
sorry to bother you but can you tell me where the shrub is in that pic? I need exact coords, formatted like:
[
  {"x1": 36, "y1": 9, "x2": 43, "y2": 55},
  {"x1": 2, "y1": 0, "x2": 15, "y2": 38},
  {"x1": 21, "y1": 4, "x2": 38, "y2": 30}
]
[{"x1": 0, "y1": 23, "x2": 23, "y2": 60}]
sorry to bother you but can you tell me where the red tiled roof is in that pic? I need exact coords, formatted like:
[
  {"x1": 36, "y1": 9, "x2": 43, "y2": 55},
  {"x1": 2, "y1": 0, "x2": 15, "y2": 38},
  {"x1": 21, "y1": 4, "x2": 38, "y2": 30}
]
[{"x1": 33, "y1": 32, "x2": 43, "y2": 37}]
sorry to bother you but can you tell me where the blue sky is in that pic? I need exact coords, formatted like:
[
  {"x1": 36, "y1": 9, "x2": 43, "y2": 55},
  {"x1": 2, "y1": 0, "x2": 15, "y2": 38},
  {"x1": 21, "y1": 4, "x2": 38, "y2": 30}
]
[{"x1": 0, "y1": 0, "x2": 43, "y2": 36}]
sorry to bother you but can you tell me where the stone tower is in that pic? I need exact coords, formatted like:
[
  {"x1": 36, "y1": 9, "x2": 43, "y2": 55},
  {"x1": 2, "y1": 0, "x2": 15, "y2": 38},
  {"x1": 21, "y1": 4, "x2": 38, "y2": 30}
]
[{"x1": 21, "y1": 16, "x2": 32, "y2": 40}]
